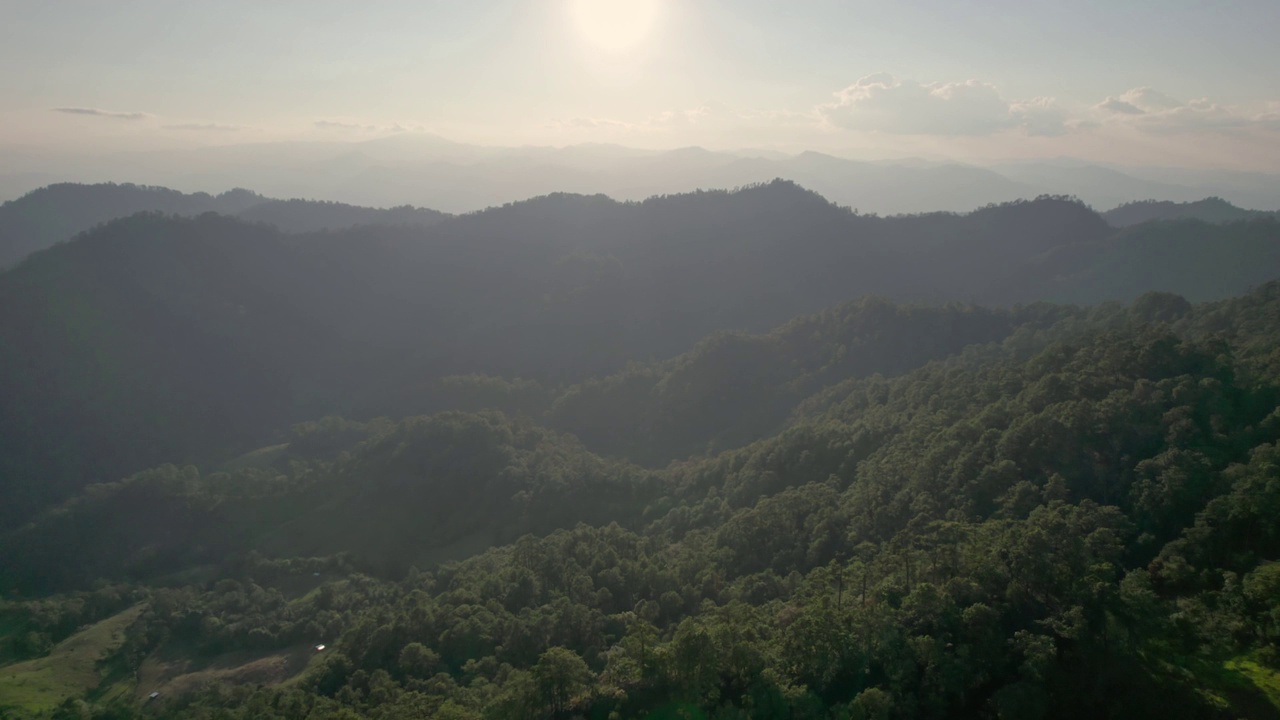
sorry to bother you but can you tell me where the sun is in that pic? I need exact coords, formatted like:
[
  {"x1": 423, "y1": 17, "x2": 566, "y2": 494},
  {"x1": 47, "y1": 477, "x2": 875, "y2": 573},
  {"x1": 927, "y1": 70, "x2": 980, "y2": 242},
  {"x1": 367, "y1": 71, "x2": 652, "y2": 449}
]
[{"x1": 569, "y1": 0, "x2": 662, "y2": 52}]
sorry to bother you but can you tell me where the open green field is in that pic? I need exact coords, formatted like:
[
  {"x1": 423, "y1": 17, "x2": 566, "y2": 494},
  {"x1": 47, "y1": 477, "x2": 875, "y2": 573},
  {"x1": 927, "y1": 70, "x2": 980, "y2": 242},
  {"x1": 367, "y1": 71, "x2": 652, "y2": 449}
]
[
  {"x1": 1221, "y1": 656, "x2": 1280, "y2": 719},
  {"x1": 1178, "y1": 652, "x2": 1280, "y2": 720},
  {"x1": 0, "y1": 605, "x2": 143, "y2": 714},
  {"x1": 135, "y1": 642, "x2": 319, "y2": 704}
]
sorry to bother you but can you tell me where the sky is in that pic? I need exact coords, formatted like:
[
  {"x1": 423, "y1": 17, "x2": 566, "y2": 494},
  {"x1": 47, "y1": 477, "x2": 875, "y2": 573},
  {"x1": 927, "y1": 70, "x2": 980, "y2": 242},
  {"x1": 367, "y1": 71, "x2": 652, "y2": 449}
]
[{"x1": 2, "y1": 0, "x2": 1279, "y2": 170}]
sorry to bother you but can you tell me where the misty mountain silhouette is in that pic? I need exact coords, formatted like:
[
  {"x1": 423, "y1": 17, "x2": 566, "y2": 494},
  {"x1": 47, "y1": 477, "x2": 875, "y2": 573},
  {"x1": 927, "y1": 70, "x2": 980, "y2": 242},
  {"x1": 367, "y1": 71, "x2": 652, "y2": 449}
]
[
  {"x1": 1103, "y1": 197, "x2": 1279, "y2": 227},
  {"x1": 9, "y1": 138, "x2": 1278, "y2": 214},
  {"x1": 0, "y1": 182, "x2": 449, "y2": 268}
]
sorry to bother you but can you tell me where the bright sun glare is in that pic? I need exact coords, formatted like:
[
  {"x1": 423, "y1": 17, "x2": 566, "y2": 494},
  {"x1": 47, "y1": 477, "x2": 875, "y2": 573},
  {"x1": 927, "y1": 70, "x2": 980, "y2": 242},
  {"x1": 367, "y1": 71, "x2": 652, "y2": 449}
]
[{"x1": 569, "y1": 0, "x2": 661, "y2": 52}]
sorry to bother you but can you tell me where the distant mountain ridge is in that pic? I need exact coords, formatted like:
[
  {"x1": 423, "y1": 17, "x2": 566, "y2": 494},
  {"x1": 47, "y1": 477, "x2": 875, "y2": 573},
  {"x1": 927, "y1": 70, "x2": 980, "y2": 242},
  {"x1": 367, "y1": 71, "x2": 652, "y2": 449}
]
[
  {"x1": 0, "y1": 183, "x2": 259, "y2": 268},
  {"x1": 9, "y1": 178, "x2": 1277, "y2": 273},
  {"x1": 6, "y1": 137, "x2": 1280, "y2": 213},
  {"x1": 1102, "y1": 196, "x2": 1279, "y2": 227},
  {"x1": 0, "y1": 182, "x2": 449, "y2": 268}
]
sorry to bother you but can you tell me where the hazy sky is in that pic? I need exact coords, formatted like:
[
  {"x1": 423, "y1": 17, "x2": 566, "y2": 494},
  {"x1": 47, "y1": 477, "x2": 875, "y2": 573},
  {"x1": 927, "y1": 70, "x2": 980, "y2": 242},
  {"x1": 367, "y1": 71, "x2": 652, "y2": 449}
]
[{"x1": 3, "y1": 0, "x2": 1279, "y2": 169}]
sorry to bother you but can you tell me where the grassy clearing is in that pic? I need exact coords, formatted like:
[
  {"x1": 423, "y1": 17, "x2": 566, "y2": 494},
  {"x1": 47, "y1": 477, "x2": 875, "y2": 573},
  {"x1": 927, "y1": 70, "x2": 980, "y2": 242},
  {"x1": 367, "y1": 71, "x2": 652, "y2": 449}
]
[
  {"x1": 1178, "y1": 651, "x2": 1280, "y2": 720},
  {"x1": 1224, "y1": 656, "x2": 1280, "y2": 716},
  {"x1": 276, "y1": 649, "x2": 328, "y2": 689},
  {"x1": 136, "y1": 643, "x2": 317, "y2": 703},
  {"x1": 0, "y1": 604, "x2": 143, "y2": 714}
]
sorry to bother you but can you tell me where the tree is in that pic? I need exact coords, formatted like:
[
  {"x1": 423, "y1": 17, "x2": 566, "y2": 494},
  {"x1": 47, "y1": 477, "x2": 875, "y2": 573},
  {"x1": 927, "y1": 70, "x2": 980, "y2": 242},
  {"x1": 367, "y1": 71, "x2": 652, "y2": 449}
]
[
  {"x1": 533, "y1": 646, "x2": 593, "y2": 715},
  {"x1": 398, "y1": 642, "x2": 441, "y2": 679}
]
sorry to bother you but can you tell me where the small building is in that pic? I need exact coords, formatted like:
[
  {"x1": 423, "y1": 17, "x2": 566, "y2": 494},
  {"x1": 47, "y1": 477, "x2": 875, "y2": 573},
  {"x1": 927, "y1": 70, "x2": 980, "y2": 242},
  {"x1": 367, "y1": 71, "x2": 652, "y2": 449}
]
[{"x1": 148, "y1": 692, "x2": 160, "y2": 701}]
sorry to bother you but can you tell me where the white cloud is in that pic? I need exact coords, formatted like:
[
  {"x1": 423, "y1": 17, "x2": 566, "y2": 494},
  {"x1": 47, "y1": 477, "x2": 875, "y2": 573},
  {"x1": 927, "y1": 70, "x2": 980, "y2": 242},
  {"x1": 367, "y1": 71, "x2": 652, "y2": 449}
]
[
  {"x1": 163, "y1": 123, "x2": 242, "y2": 132},
  {"x1": 314, "y1": 120, "x2": 425, "y2": 134},
  {"x1": 1258, "y1": 102, "x2": 1280, "y2": 127},
  {"x1": 542, "y1": 78, "x2": 1275, "y2": 154},
  {"x1": 817, "y1": 74, "x2": 1067, "y2": 136},
  {"x1": 1151, "y1": 100, "x2": 1244, "y2": 132},
  {"x1": 1096, "y1": 97, "x2": 1144, "y2": 115},
  {"x1": 1096, "y1": 87, "x2": 1280, "y2": 134},
  {"x1": 542, "y1": 102, "x2": 828, "y2": 151},
  {"x1": 555, "y1": 103, "x2": 756, "y2": 134},
  {"x1": 52, "y1": 107, "x2": 150, "y2": 120},
  {"x1": 646, "y1": 102, "x2": 755, "y2": 128},
  {"x1": 648, "y1": 107, "x2": 710, "y2": 127},
  {"x1": 1010, "y1": 97, "x2": 1072, "y2": 137},
  {"x1": 1096, "y1": 88, "x2": 1181, "y2": 118},
  {"x1": 315, "y1": 120, "x2": 380, "y2": 132},
  {"x1": 552, "y1": 116, "x2": 639, "y2": 131}
]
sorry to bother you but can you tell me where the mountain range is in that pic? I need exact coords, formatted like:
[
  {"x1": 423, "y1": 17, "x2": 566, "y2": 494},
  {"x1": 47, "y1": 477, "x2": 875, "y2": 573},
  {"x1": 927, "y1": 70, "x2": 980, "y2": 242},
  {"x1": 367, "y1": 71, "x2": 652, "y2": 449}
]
[
  {"x1": 4, "y1": 180, "x2": 1277, "y2": 272},
  {"x1": 1101, "y1": 197, "x2": 1279, "y2": 227},
  {"x1": 3, "y1": 136, "x2": 1279, "y2": 215},
  {"x1": 0, "y1": 179, "x2": 1276, "y2": 529},
  {"x1": 0, "y1": 182, "x2": 447, "y2": 269},
  {"x1": 1, "y1": 174, "x2": 1279, "y2": 718}
]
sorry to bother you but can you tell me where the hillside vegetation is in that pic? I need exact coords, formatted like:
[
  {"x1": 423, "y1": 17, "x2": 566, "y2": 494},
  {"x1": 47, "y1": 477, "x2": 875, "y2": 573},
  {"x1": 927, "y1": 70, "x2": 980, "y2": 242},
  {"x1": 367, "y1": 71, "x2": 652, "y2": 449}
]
[
  {"x1": 1, "y1": 282, "x2": 1279, "y2": 718},
  {"x1": 1, "y1": 183, "x2": 1277, "y2": 527},
  {"x1": 1103, "y1": 197, "x2": 1278, "y2": 227},
  {"x1": 0, "y1": 182, "x2": 448, "y2": 268},
  {"x1": 1, "y1": 180, "x2": 1280, "y2": 719}
]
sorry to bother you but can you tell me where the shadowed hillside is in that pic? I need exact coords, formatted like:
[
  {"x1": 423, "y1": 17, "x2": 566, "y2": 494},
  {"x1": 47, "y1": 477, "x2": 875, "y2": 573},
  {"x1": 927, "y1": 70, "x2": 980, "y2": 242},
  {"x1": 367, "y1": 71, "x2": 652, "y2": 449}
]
[
  {"x1": 0, "y1": 182, "x2": 1276, "y2": 528},
  {"x1": 0, "y1": 183, "x2": 262, "y2": 268},
  {"x1": 3, "y1": 284, "x2": 1279, "y2": 719},
  {"x1": 1104, "y1": 197, "x2": 1278, "y2": 227},
  {"x1": 0, "y1": 183, "x2": 448, "y2": 268}
]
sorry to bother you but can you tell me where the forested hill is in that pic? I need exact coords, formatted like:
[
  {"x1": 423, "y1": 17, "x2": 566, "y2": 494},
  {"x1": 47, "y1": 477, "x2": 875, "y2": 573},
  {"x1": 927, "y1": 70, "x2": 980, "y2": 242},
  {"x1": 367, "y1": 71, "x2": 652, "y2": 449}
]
[
  {"x1": 0, "y1": 183, "x2": 260, "y2": 268},
  {"x1": 1103, "y1": 197, "x2": 1279, "y2": 227},
  {"x1": 235, "y1": 199, "x2": 448, "y2": 234},
  {"x1": 0, "y1": 182, "x2": 448, "y2": 268},
  {"x1": 2, "y1": 284, "x2": 1279, "y2": 718},
  {"x1": 993, "y1": 216, "x2": 1280, "y2": 306},
  {"x1": 0, "y1": 182, "x2": 1278, "y2": 528},
  {"x1": 5, "y1": 182, "x2": 1278, "y2": 272}
]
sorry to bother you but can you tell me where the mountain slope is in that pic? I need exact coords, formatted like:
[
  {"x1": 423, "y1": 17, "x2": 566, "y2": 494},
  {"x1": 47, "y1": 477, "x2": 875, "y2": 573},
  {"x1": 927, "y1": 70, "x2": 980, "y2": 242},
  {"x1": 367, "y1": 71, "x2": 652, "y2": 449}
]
[
  {"x1": 1103, "y1": 197, "x2": 1278, "y2": 227},
  {"x1": 0, "y1": 183, "x2": 449, "y2": 268},
  {"x1": 3, "y1": 284, "x2": 1279, "y2": 719},
  {"x1": 0, "y1": 183, "x2": 1276, "y2": 528},
  {"x1": 994, "y1": 217, "x2": 1280, "y2": 305},
  {"x1": 0, "y1": 183, "x2": 261, "y2": 268},
  {"x1": 545, "y1": 298, "x2": 1060, "y2": 465},
  {"x1": 0, "y1": 412, "x2": 655, "y2": 594},
  {"x1": 234, "y1": 198, "x2": 447, "y2": 233}
]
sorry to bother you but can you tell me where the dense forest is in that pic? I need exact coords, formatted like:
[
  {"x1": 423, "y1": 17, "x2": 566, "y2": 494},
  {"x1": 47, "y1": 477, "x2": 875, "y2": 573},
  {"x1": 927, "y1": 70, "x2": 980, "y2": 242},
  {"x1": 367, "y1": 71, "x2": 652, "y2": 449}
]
[
  {"x1": 1, "y1": 182, "x2": 1279, "y2": 719},
  {"x1": 1, "y1": 182, "x2": 1277, "y2": 528},
  {"x1": 2, "y1": 283, "x2": 1280, "y2": 718},
  {"x1": 1102, "y1": 198, "x2": 1279, "y2": 228},
  {"x1": 5, "y1": 181, "x2": 1276, "y2": 271}
]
